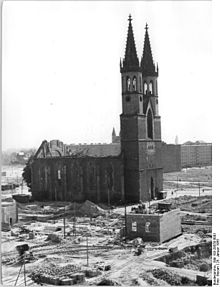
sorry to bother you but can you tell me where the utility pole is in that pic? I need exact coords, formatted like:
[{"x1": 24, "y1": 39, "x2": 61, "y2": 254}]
[
  {"x1": 107, "y1": 188, "x2": 110, "y2": 209},
  {"x1": 21, "y1": 179, "x2": 24, "y2": 194},
  {"x1": 124, "y1": 200, "x2": 127, "y2": 242},
  {"x1": 63, "y1": 207, "x2": 66, "y2": 239},
  {"x1": 107, "y1": 188, "x2": 111, "y2": 234},
  {"x1": 86, "y1": 234, "x2": 89, "y2": 266},
  {"x1": 198, "y1": 182, "x2": 201, "y2": 197},
  {"x1": 175, "y1": 176, "x2": 179, "y2": 207},
  {"x1": 23, "y1": 256, "x2": 26, "y2": 286},
  {"x1": 73, "y1": 202, "x2": 76, "y2": 237}
]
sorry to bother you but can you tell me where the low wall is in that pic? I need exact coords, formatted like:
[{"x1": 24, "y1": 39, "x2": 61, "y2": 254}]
[{"x1": 127, "y1": 213, "x2": 160, "y2": 242}]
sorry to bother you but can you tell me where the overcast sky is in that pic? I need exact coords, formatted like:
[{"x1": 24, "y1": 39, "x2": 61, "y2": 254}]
[{"x1": 2, "y1": 1, "x2": 212, "y2": 150}]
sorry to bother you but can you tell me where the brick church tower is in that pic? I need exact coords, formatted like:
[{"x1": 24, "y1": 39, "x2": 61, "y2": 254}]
[{"x1": 120, "y1": 15, "x2": 163, "y2": 203}]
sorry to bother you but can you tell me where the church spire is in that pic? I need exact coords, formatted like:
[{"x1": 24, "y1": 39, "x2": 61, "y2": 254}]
[
  {"x1": 141, "y1": 23, "x2": 157, "y2": 76},
  {"x1": 121, "y1": 15, "x2": 139, "y2": 72},
  {"x1": 112, "y1": 127, "x2": 116, "y2": 137}
]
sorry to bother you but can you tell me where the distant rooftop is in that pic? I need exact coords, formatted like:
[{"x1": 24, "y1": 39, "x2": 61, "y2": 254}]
[{"x1": 183, "y1": 141, "x2": 211, "y2": 145}]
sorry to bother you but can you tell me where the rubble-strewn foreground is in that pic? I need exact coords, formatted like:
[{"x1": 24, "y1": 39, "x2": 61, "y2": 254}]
[{"x1": 2, "y1": 168, "x2": 212, "y2": 286}]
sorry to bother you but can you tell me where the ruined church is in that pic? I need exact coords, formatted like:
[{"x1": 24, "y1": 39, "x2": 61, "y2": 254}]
[{"x1": 31, "y1": 16, "x2": 164, "y2": 204}]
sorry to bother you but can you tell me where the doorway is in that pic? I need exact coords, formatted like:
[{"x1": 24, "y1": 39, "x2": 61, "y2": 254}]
[{"x1": 150, "y1": 177, "x2": 154, "y2": 199}]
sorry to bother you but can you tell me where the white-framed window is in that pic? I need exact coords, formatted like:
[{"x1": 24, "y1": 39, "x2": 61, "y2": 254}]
[
  {"x1": 132, "y1": 76, "x2": 137, "y2": 91},
  {"x1": 132, "y1": 221, "x2": 137, "y2": 232},
  {"x1": 149, "y1": 81, "x2": 153, "y2": 94},
  {"x1": 57, "y1": 170, "x2": 61, "y2": 180},
  {"x1": 144, "y1": 82, "x2": 148, "y2": 94},
  {"x1": 145, "y1": 222, "x2": 151, "y2": 232},
  {"x1": 127, "y1": 77, "x2": 131, "y2": 91}
]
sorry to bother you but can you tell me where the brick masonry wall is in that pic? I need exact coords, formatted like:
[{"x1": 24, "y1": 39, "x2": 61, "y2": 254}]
[
  {"x1": 127, "y1": 213, "x2": 160, "y2": 242},
  {"x1": 159, "y1": 209, "x2": 182, "y2": 242},
  {"x1": 127, "y1": 209, "x2": 181, "y2": 243},
  {"x1": 161, "y1": 143, "x2": 181, "y2": 173},
  {"x1": 31, "y1": 156, "x2": 124, "y2": 204}
]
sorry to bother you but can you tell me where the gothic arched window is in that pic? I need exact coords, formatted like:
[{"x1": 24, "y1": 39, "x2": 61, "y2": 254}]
[
  {"x1": 139, "y1": 76, "x2": 142, "y2": 92},
  {"x1": 147, "y1": 109, "x2": 153, "y2": 139},
  {"x1": 149, "y1": 81, "x2": 153, "y2": 94},
  {"x1": 126, "y1": 77, "x2": 131, "y2": 91},
  {"x1": 144, "y1": 82, "x2": 148, "y2": 94},
  {"x1": 132, "y1": 76, "x2": 137, "y2": 91}
]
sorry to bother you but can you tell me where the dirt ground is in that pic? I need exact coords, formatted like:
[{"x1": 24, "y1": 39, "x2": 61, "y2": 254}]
[{"x1": 1, "y1": 167, "x2": 212, "y2": 286}]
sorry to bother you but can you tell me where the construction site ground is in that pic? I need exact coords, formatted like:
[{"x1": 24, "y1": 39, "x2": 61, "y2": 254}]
[{"x1": 1, "y1": 166, "x2": 212, "y2": 286}]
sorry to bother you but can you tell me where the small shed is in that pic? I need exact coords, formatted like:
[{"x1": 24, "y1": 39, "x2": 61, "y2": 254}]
[
  {"x1": 126, "y1": 208, "x2": 181, "y2": 243},
  {"x1": 1, "y1": 199, "x2": 18, "y2": 228}
]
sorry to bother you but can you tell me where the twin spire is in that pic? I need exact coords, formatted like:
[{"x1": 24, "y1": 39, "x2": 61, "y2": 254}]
[
  {"x1": 121, "y1": 15, "x2": 158, "y2": 76},
  {"x1": 121, "y1": 15, "x2": 139, "y2": 72}
]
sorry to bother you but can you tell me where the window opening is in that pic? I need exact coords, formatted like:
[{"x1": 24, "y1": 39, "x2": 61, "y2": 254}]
[
  {"x1": 132, "y1": 77, "x2": 137, "y2": 91},
  {"x1": 147, "y1": 109, "x2": 153, "y2": 139},
  {"x1": 132, "y1": 221, "x2": 137, "y2": 232},
  {"x1": 144, "y1": 82, "x2": 148, "y2": 94},
  {"x1": 149, "y1": 81, "x2": 153, "y2": 94},
  {"x1": 127, "y1": 77, "x2": 131, "y2": 91},
  {"x1": 145, "y1": 222, "x2": 150, "y2": 232}
]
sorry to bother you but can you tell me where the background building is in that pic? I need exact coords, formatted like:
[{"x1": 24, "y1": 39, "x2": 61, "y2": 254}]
[{"x1": 181, "y1": 141, "x2": 212, "y2": 168}]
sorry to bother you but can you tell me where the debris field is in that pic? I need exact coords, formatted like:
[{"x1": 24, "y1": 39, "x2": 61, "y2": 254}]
[{"x1": 1, "y1": 167, "x2": 212, "y2": 286}]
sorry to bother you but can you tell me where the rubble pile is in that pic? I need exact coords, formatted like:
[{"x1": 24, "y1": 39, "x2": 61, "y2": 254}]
[
  {"x1": 30, "y1": 263, "x2": 84, "y2": 285},
  {"x1": 96, "y1": 278, "x2": 121, "y2": 286},
  {"x1": 156, "y1": 241, "x2": 212, "y2": 272},
  {"x1": 29, "y1": 261, "x2": 112, "y2": 285},
  {"x1": 150, "y1": 269, "x2": 190, "y2": 286},
  {"x1": 78, "y1": 200, "x2": 107, "y2": 217},
  {"x1": 140, "y1": 272, "x2": 165, "y2": 286},
  {"x1": 46, "y1": 233, "x2": 62, "y2": 243}
]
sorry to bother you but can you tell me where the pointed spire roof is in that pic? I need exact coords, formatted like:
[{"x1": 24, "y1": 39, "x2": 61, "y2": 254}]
[
  {"x1": 112, "y1": 127, "x2": 116, "y2": 137},
  {"x1": 141, "y1": 23, "x2": 157, "y2": 76},
  {"x1": 121, "y1": 15, "x2": 140, "y2": 73}
]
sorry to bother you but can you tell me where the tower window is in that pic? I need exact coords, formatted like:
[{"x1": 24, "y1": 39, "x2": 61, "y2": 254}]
[
  {"x1": 57, "y1": 170, "x2": 61, "y2": 180},
  {"x1": 139, "y1": 76, "x2": 142, "y2": 92},
  {"x1": 144, "y1": 82, "x2": 148, "y2": 94},
  {"x1": 125, "y1": 95, "x2": 131, "y2": 102},
  {"x1": 132, "y1": 76, "x2": 137, "y2": 91},
  {"x1": 149, "y1": 81, "x2": 153, "y2": 94},
  {"x1": 147, "y1": 109, "x2": 153, "y2": 139},
  {"x1": 126, "y1": 77, "x2": 131, "y2": 91},
  {"x1": 140, "y1": 96, "x2": 142, "y2": 102}
]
